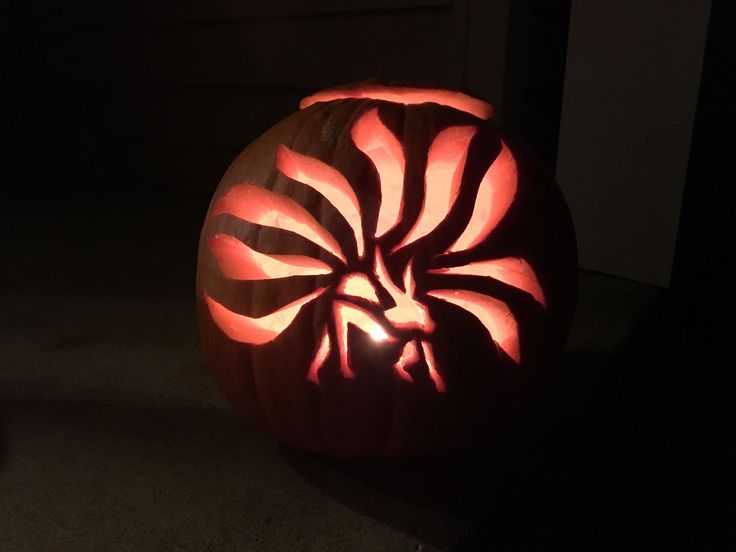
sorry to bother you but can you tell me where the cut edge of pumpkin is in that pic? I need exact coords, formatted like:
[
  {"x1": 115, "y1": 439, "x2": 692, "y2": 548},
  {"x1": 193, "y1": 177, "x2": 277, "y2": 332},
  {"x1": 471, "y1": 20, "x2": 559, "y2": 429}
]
[{"x1": 299, "y1": 82, "x2": 494, "y2": 120}]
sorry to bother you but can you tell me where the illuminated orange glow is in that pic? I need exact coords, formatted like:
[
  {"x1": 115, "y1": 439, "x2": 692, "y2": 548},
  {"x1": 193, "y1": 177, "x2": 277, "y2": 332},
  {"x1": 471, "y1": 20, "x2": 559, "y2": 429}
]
[
  {"x1": 351, "y1": 108, "x2": 406, "y2": 237},
  {"x1": 210, "y1": 184, "x2": 346, "y2": 263},
  {"x1": 208, "y1": 233, "x2": 332, "y2": 280},
  {"x1": 446, "y1": 139, "x2": 518, "y2": 253},
  {"x1": 333, "y1": 300, "x2": 395, "y2": 378},
  {"x1": 337, "y1": 273, "x2": 380, "y2": 304},
  {"x1": 427, "y1": 289, "x2": 520, "y2": 365},
  {"x1": 394, "y1": 126, "x2": 477, "y2": 251},
  {"x1": 307, "y1": 326, "x2": 331, "y2": 383},
  {"x1": 374, "y1": 251, "x2": 435, "y2": 333},
  {"x1": 420, "y1": 340, "x2": 446, "y2": 393},
  {"x1": 204, "y1": 288, "x2": 327, "y2": 345},
  {"x1": 299, "y1": 84, "x2": 494, "y2": 120},
  {"x1": 206, "y1": 97, "x2": 542, "y2": 391},
  {"x1": 276, "y1": 145, "x2": 365, "y2": 258},
  {"x1": 393, "y1": 339, "x2": 420, "y2": 382},
  {"x1": 428, "y1": 257, "x2": 546, "y2": 308}
]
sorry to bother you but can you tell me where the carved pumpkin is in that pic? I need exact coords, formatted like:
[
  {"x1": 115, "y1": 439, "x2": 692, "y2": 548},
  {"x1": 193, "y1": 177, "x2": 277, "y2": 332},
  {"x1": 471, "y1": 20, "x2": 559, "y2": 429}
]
[{"x1": 197, "y1": 82, "x2": 577, "y2": 456}]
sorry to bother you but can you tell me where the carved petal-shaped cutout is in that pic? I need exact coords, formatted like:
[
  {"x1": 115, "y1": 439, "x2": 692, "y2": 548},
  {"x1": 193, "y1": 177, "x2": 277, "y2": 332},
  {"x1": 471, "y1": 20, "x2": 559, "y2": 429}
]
[
  {"x1": 208, "y1": 233, "x2": 332, "y2": 280},
  {"x1": 445, "y1": 139, "x2": 517, "y2": 253},
  {"x1": 300, "y1": 84, "x2": 494, "y2": 120},
  {"x1": 210, "y1": 184, "x2": 346, "y2": 263},
  {"x1": 351, "y1": 108, "x2": 406, "y2": 237},
  {"x1": 428, "y1": 257, "x2": 546, "y2": 309},
  {"x1": 307, "y1": 326, "x2": 331, "y2": 384},
  {"x1": 427, "y1": 289, "x2": 520, "y2": 365},
  {"x1": 394, "y1": 126, "x2": 477, "y2": 251},
  {"x1": 333, "y1": 300, "x2": 395, "y2": 378},
  {"x1": 337, "y1": 273, "x2": 380, "y2": 304},
  {"x1": 276, "y1": 146, "x2": 365, "y2": 258},
  {"x1": 204, "y1": 288, "x2": 326, "y2": 345}
]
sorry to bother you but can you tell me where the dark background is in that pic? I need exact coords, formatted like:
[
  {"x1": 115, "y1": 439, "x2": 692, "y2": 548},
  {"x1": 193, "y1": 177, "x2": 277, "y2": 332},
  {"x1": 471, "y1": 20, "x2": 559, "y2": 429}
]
[
  {"x1": 3, "y1": 0, "x2": 570, "y2": 197},
  {"x1": 1, "y1": 0, "x2": 732, "y2": 550}
]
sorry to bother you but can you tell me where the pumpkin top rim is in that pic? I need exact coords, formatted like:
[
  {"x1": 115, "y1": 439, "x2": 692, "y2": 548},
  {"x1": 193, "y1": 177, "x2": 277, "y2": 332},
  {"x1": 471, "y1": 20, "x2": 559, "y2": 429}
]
[{"x1": 299, "y1": 80, "x2": 494, "y2": 121}]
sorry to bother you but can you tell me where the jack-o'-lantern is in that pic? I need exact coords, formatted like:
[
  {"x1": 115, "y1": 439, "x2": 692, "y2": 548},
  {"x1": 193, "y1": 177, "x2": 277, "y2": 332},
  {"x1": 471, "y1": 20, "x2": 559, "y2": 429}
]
[{"x1": 196, "y1": 81, "x2": 577, "y2": 457}]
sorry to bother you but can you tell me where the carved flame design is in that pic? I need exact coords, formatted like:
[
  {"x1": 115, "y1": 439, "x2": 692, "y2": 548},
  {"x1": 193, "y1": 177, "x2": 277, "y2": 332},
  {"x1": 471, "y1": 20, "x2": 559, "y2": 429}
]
[{"x1": 205, "y1": 104, "x2": 545, "y2": 393}]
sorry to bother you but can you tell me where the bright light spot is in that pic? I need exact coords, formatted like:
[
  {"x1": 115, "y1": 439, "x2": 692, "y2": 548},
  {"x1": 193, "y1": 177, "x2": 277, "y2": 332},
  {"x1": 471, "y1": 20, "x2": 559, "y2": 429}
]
[
  {"x1": 333, "y1": 300, "x2": 395, "y2": 377},
  {"x1": 369, "y1": 326, "x2": 390, "y2": 342}
]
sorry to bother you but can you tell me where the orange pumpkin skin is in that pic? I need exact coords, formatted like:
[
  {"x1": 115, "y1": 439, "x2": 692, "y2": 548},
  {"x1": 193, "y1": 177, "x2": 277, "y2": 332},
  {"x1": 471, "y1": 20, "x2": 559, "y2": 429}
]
[{"x1": 196, "y1": 84, "x2": 577, "y2": 457}]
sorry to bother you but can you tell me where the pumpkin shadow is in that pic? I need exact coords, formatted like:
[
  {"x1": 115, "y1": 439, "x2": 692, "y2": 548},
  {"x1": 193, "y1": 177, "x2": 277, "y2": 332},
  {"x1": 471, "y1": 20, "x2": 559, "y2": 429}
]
[{"x1": 281, "y1": 295, "x2": 712, "y2": 550}]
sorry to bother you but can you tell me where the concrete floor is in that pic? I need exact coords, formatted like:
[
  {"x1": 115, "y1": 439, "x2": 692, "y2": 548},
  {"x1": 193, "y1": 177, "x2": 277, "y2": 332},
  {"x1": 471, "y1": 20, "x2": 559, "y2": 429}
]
[{"x1": 0, "y1": 189, "x2": 724, "y2": 551}]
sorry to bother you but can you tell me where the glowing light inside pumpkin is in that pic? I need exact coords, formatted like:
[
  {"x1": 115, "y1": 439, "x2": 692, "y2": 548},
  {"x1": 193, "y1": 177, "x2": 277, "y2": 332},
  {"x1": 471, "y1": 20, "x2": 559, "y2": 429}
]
[
  {"x1": 427, "y1": 289, "x2": 520, "y2": 364},
  {"x1": 351, "y1": 108, "x2": 406, "y2": 237},
  {"x1": 299, "y1": 84, "x2": 494, "y2": 120},
  {"x1": 276, "y1": 145, "x2": 365, "y2": 258},
  {"x1": 333, "y1": 300, "x2": 395, "y2": 377},
  {"x1": 445, "y1": 139, "x2": 517, "y2": 253},
  {"x1": 369, "y1": 326, "x2": 391, "y2": 342},
  {"x1": 211, "y1": 184, "x2": 347, "y2": 263},
  {"x1": 204, "y1": 288, "x2": 326, "y2": 345},
  {"x1": 395, "y1": 126, "x2": 477, "y2": 251},
  {"x1": 337, "y1": 273, "x2": 380, "y2": 303},
  {"x1": 208, "y1": 233, "x2": 332, "y2": 280},
  {"x1": 428, "y1": 257, "x2": 546, "y2": 308}
]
